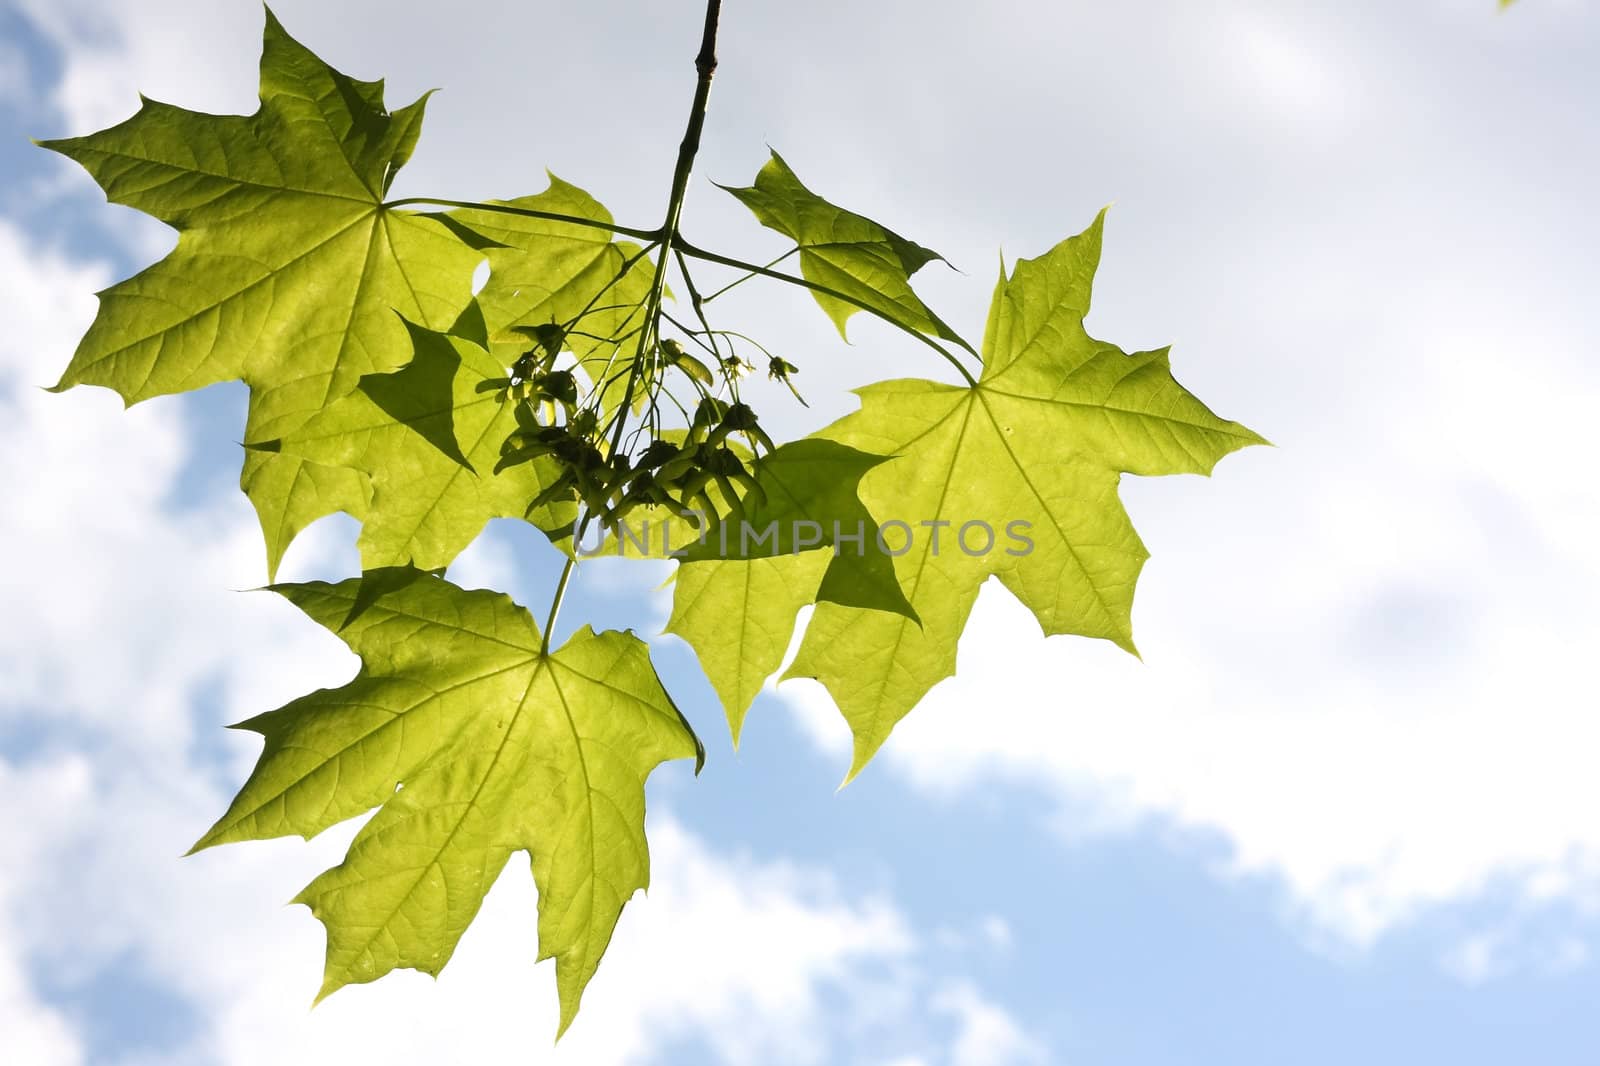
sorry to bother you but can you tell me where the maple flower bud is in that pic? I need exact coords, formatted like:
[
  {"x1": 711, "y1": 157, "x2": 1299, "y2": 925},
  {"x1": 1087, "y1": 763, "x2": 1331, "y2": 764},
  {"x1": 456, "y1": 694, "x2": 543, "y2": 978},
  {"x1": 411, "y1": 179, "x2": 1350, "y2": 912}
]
[{"x1": 767, "y1": 356, "x2": 808, "y2": 407}]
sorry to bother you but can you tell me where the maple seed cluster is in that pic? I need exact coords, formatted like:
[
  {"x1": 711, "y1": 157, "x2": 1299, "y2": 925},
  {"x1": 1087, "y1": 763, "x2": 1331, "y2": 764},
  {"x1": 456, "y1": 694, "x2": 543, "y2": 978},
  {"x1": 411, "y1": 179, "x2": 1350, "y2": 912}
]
[{"x1": 492, "y1": 319, "x2": 800, "y2": 532}]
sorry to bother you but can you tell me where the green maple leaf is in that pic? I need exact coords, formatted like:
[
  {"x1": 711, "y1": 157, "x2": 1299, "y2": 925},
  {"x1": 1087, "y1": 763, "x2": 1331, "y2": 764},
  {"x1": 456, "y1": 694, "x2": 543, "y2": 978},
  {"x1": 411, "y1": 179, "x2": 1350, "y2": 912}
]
[
  {"x1": 723, "y1": 151, "x2": 971, "y2": 351},
  {"x1": 667, "y1": 438, "x2": 917, "y2": 739},
  {"x1": 39, "y1": 9, "x2": 481, "y2": 574},
  {"x1": 667, "y1": 552, "x2": 830, "y2": 744},
  {"x1": 261, "y1": 314, "x2": 575, "y2": 571},
  {"x1": 192, "y1": 567, "x2": 702, "y2": 1036},
  {"x1": 785, "y1": 212, "x2": 1266, "y2": 779}
]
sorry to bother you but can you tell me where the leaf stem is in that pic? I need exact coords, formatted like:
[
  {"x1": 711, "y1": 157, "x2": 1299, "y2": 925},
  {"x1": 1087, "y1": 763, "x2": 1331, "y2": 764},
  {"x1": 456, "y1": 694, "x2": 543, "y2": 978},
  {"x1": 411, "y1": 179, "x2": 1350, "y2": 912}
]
[
  {"x1": 672, "y1": 248, "x2": 724, "y2": 362},
  {"x1": 675, "y1": 239, "x2": 981, "y2": 387},
  {"x1": 540, "y1": 554, "x2": 577, "y2": 656},
  {"x1": 698, "y1": 327, "x2": 779, "y2": 362},
  {"x1": 385, "y1": 196, "x2": 662, "y2": 243},
  {"x1": 700, "y1": 247, "x2": 799, "y2": 303}
]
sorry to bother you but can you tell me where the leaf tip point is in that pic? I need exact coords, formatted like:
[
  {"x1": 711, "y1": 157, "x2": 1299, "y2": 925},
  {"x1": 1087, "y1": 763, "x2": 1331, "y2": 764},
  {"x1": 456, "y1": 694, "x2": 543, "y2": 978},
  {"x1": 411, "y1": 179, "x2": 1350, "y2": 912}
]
[{"x1": 838, "y1": 742, "x2": 879, "y2": 791}]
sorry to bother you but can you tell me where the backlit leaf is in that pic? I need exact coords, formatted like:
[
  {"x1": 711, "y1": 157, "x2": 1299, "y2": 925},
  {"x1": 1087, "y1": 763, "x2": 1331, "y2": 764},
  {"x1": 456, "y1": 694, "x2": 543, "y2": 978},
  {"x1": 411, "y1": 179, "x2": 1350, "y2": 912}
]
[
  {"x1": 785, "y1": 212, "x2": 1266, "y2": 779},
  {"x1": 723, "y1": 150, "x2": 971, "y2": 351},
  {"x1": 192, "y1": 568, "x2": 702, "y2": 1036},
  {"x1": 40, "y1": 10, "x2": 482, "y2": 573}
]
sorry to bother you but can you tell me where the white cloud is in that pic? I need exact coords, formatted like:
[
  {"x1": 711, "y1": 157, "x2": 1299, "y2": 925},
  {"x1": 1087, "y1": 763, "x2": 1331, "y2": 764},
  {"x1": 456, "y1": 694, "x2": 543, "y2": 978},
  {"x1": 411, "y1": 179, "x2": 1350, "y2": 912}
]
[
  {"x1": 13, "y1": 0, "x2": 259, "y2": 133},
  {"x1": 0, "y1": 948, "x2": 79, "y2": 1066},
  {"x1": 934, "y1": 980, "x2": 1048, "y2": 1066},
  {"x1": 0, "y1": 759, "x2": 86, "y2": 1066}
]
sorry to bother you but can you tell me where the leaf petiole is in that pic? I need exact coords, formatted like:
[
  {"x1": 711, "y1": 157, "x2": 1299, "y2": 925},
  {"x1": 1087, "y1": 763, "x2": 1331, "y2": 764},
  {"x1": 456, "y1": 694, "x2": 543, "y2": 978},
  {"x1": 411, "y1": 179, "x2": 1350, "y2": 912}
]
[
  {"x1": 675, "y1": 239, "x2": 981, "y2": 387},
  {"x1": 386, "y1": 196, "x2": 662, "y2": 242},
  {"x1": 698, "y1": 247, "x2": 799, "y2": 304},
  {"x1": 540, "y1": 554, "x2": 577, "y2": 657}
]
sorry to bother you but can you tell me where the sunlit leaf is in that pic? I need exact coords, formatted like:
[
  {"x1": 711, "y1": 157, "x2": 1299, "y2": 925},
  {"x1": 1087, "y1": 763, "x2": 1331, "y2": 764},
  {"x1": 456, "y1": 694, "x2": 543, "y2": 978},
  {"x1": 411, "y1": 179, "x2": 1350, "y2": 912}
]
[
  {"x1": 723, "y1": 150, "x2": 971, "y2": 351},
  {"x1": 786, "y1": 212, "x2": 1266, "y2": 779},
  {"x1": 193, "y1": 568, "x2": 702, "y2": 1036}
]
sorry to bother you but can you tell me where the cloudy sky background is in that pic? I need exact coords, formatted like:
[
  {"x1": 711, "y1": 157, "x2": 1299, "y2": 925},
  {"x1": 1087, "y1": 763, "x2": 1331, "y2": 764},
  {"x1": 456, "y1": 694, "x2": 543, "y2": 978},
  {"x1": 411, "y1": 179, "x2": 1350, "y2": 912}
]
[{"x1": 2, "y1": 0, "x2": 1598, "y2": 1062}]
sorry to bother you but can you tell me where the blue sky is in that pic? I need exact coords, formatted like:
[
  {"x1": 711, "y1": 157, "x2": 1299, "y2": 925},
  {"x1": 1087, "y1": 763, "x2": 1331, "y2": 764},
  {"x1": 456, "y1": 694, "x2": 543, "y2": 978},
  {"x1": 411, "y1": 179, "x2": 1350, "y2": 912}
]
[{"x1": 2, "y1": 1, "x2": 1599, "y2": 1063}]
